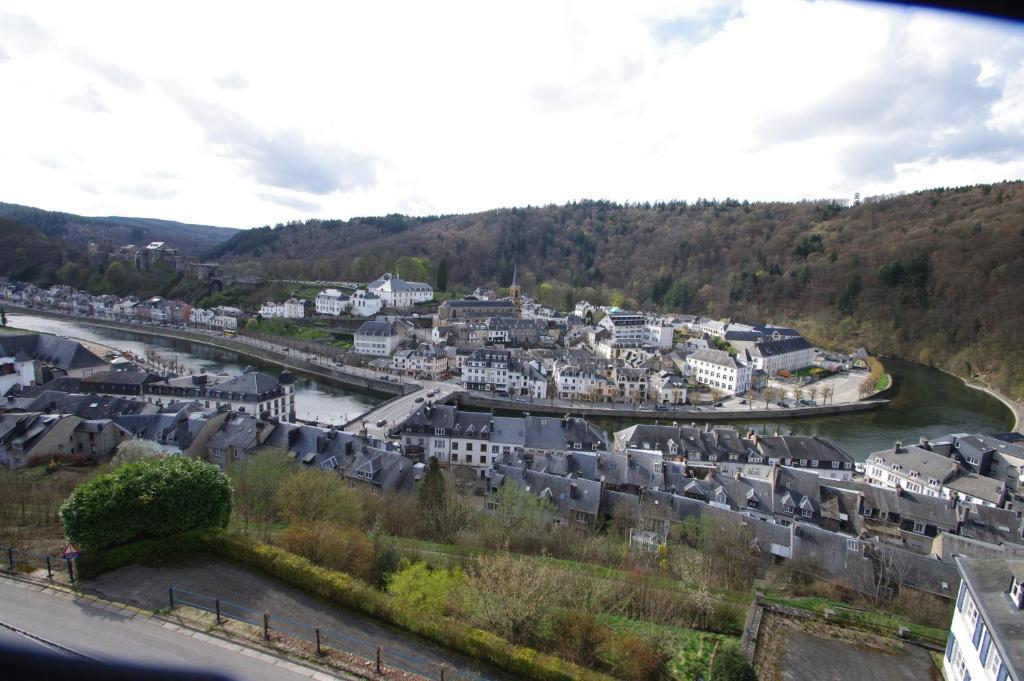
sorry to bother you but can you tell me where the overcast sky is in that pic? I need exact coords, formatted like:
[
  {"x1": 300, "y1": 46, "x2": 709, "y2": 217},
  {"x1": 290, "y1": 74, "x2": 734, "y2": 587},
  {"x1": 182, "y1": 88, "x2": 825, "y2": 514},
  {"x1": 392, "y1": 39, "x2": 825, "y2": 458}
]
[{"x1": 2, "y1": 1, "x2": 1024, "y2": 227}]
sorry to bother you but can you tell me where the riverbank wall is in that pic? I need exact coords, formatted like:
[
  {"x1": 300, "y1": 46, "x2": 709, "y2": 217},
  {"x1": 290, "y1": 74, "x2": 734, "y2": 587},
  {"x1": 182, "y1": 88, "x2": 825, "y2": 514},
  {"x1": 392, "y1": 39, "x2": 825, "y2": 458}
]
[
  {"x1": 454, "y1": 393, "x2": 889, "y2": 421},
  {"x1": 6, "y1": 307, "x2": 411, "y2": 399}
]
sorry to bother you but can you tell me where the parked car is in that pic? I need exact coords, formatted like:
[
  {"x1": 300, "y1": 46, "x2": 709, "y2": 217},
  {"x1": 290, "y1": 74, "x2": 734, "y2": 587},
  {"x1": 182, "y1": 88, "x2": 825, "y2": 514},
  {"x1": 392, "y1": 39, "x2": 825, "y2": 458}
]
[
  {"x1": 376, "y1": 419, "x2": 387, "y2": 427},
  {"x1": 414, "y1": 396, "x2": 424, "y2": 403},
  {"x1": 655, "y1": 405, "x2": 668, "y2": 411},
  {"x1": 776, "y1": 401, "x2": 788, "y2": 408}
]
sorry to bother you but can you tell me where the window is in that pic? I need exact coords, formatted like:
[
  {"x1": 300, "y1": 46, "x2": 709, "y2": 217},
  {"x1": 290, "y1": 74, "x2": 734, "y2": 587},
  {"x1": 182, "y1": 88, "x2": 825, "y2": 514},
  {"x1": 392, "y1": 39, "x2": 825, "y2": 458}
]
[
  {"x1": 912, "y1": 521, "x2": 926, "y2": 534},
  {"x1": 801, "y1": 508, "x2": 813, "y2": 518},
  {"x1": 451, "y1": 442, "x2": 459, "y2": 450},
  {"x1": 846, "y1": 539, "x2": 859, "y2": 551},
  {"x1": 575, "y1": 511, "x2": 589, "y2": 523},
  {"x1": 832, "y1": 461, "x2": 840, "y2": 469},
  {"x1": 451, "y1": 454, "x2": 459, "y2": 463}
]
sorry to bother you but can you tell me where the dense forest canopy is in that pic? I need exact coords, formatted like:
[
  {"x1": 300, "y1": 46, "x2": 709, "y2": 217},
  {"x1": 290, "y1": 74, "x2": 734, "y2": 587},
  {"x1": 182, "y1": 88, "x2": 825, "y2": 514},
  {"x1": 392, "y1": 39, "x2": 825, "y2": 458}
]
[
  {"x1": 0, "y1": 202, "x2": 238, "y2": 256},
  {"x1": 205, "y1": 182, "x2": 1024, "y2": 400}
]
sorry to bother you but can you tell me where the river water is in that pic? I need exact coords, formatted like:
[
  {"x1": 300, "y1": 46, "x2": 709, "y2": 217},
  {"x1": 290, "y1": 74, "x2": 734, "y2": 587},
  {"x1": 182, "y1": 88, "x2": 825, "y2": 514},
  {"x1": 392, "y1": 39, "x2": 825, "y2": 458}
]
[
  {"x1": 7, "y1": 313, "x2": 1014, "y2": 459},
  {"x1": 8, "y1": 312, "x2": 381, "y2": 426}
]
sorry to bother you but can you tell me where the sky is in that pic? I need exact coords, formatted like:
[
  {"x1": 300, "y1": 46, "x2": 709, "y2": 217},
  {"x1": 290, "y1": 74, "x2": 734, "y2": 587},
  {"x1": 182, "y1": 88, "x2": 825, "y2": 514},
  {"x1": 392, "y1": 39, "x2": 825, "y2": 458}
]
[{"x1": 2, "y1": 0, "x2": 1024, "y2": 228}]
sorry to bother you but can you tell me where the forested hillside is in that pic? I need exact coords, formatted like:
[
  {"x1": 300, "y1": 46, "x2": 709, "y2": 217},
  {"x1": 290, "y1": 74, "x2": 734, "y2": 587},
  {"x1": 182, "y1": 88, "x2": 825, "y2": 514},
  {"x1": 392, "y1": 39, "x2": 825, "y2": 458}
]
[
  {"x1": 0, "y1": 203, "x2": 238, "y2": 256},
  {"x1": 209, "y1": 182, "x2": 1024, "y2": 401}
]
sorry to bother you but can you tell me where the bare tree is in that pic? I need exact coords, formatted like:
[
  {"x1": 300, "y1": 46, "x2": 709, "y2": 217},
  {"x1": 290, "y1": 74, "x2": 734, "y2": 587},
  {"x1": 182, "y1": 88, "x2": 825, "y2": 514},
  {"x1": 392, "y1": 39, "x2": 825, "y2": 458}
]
[{"x1": 820, "y1": 384, "x2": 834, "y2": 405}]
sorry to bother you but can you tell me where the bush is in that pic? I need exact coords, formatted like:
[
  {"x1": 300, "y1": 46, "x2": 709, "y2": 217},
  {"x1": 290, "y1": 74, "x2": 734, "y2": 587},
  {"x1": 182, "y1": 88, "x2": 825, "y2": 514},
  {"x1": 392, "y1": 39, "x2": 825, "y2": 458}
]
[
  {"x1": 388, "y1": 561, "x2": 465, "y2": 617},
  {"x1": 60, "y1": 457, "x2": 232, "y2": 551},
  {"x1": 709, "y1": 645, "x2": 757, "y2": 681}
]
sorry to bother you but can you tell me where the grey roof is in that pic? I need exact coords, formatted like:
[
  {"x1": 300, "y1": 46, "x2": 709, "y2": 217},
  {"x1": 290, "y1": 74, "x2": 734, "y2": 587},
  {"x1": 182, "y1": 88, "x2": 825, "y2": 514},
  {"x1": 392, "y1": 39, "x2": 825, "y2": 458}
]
[
  {"x1": 749, "y1": 336, "x2": 814, "y2": 358},
  {"x1": 81, "y1": 370, "x2": 161, "y2": 387},
  {"x1": 490, "y1": 416, "x2": 526, "y2": 446},
  {"x1": 442, "y1": 299, "x2": 515, "y2": 309},
  {"x1": 206, "y1": 371, "x2": 282, "y2": 400},
  {"x1": 688, "y1": 347, "x2": 741, "y2": 368},
  {"x1": 955, "y1": 557, "x2": 1024, "y2": 680},
  {"x1": 0, "y1": 334, "x2": 107, "y2": 371},
  {"x1": 356, "y1": 320, "x2": 399, "y2": 338},
  {"x1": 960, "y1": 505, "x2": 1024, "y2": 546}
]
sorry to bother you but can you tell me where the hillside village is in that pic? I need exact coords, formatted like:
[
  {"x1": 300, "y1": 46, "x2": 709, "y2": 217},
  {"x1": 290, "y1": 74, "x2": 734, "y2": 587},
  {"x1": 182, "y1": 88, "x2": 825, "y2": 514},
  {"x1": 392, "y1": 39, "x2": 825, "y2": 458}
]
[{"x1": 3, "y1": 269, "x2": 1023, "y2": 616}]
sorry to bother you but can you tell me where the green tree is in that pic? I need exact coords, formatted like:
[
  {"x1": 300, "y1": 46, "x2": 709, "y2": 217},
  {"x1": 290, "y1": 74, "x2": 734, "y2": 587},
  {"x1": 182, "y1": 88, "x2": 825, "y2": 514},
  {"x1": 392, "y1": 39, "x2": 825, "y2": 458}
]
[
  {"x1": 60, "y1": 457, "x2": 232, "y2": 551},
  {"x1": 836, "y1": 272, "x2": 862, "y2": 314},
  {"x1": 417, "y1": 458, "x2": 469, "y2": 542},
  {"x1": 388, "y1": 561, "x2": 464, "y2": 616},
  {"x1": 276, "y1": 469, "x2": 362, "y2": 530},
  {"x1": 709, "y1": 645, "x2": 757, "y2": 681},
  {"x1": 104, "y1": 261, "x2": 128, "y2": 292},
  {"x1": 228, "y1": 448, "x2": 292, "y2": 540},
  {"x1": 435, "y1": 257, "x2": 448, "y2": 292}
]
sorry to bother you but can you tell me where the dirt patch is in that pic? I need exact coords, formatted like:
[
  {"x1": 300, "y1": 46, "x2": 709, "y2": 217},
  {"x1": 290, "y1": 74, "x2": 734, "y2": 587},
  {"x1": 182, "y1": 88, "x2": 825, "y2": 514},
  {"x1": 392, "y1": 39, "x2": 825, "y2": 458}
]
[{"x1": 753, "y1": 611, "x2": 935, "y2": 681}]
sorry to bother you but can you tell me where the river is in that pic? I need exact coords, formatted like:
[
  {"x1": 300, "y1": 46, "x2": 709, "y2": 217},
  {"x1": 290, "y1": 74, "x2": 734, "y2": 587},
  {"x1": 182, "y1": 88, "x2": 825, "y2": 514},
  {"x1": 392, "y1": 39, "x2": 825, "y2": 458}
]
[
  {"x1": 7, "y1": 312, "x2": 382, "y2": 426},
  {"x1": 7, "y1": 313, "x2": 1015, "y2": 459}
]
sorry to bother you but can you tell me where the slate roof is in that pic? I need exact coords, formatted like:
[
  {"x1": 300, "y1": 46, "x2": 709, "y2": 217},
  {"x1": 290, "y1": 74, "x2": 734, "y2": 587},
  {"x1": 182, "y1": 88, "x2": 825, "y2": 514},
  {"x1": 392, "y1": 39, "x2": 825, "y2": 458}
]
[
  {"x1": 688, "y1": 347, "x2": 741, "y2": 368},
  {"x1": 749, "y1": 336, "x2": 814, "y2": 357},
  {"x1": 205, "y1": 371, "x2": 282, "y2": 400},
  {"x1": 356, "y1": 320, "x2": 400, "y2": 338},
  {"x1": 0, "y1": 334, "x2": 106, "y2": 371}
]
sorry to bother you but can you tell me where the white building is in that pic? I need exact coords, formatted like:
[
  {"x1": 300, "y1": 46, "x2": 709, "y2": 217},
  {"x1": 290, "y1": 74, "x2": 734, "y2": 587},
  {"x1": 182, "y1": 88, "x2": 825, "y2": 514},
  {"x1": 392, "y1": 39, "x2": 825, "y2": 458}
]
[
  {"x1": 354, "y1": 320, "x2": 403, "y2": 356},
  {"x1": 644, "y1": 323, "x2": 674, "y2": 349},
  {"x1": 258, "y1": 298, "x2": 305, "y2": 319},
  {"x1": 600, "y1": 313, "x2": 646, "y2": 344},
  {"x1": 259, "y1": 301, "x2": 285, "y2": 318},
  {"x1": 368, "y1": 273, "x2": 433, "y2": 308},
  {"x1": 864, "y1": 442, "x2": 1007, "y2": 508},
  {"x1": 190, "y1": 308, "x2": 215, "y2": 326},
  {"x1": 315, "y1": 289, "x2": 350, "y2": 316},
  {"x1": 685, "y1": 348, "x2": 751, "y2": 395},
  {"x1": 0, "y1": 354, "x2": 36, "y2": 396},
  {"x1": 349, "y1": 290, "x2": 383, "y2": 317},
  {"x1": 944, "y1": 556, "x2": 1020, "y2": 681},
  {"x1": 747, "y1": 337, "x2": 816, "y2": 376},
  {"x1": 211, "y1": 314, "x2": 238, "y2": 331}
]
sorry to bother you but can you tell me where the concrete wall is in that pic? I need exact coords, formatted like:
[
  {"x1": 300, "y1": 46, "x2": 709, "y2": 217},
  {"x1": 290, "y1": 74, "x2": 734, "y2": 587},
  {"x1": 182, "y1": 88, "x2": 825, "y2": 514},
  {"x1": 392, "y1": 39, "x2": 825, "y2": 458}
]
[{"x1": 456, "y1": 392, "x2": 888, "y2": 421}]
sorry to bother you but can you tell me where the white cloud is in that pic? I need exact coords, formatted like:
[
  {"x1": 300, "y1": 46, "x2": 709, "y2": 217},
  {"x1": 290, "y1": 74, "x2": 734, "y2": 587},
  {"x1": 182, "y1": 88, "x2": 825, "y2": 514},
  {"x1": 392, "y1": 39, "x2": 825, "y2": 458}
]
[{"x1": 0, "y1": 0, "x2": 1022, "y2": 227}]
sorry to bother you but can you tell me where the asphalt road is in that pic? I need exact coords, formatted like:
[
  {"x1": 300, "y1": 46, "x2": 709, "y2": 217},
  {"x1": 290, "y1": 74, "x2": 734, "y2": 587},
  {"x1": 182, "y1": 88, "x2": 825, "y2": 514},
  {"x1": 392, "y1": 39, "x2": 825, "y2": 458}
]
[
  {"x1": 346, "y1": 381, "x2": 459, "y2": 438},
  {"x1": 0, "y1": 578, "x2": 339, "y2": 680}
]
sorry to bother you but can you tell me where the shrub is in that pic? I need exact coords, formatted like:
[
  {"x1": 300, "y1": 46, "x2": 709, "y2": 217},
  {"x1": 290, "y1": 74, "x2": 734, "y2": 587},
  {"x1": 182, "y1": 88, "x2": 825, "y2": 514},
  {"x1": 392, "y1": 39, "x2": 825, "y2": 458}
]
[
  {"x1": 597, "y1": 632, "x2": 672, "y2": 681},
  {"x1": 60, "y1": 457, "x2": 231, "y2": 551},
  {"x1": 709, "y1": 645, "x2": 757, "y2": 681},
  {"x1": 278, "y1": 524, "x2": 375, "y2": 581},
  {"x1": 388, "y1": 561, "x2": 465, "y2": 616}
]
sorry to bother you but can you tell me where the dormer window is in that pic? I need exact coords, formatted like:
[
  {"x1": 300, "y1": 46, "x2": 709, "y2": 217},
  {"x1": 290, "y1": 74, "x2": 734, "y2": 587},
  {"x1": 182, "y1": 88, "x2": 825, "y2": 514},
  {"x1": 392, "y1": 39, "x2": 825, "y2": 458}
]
[
  {"x1": 892, "y1": 464, "x2": 901, "y2": 471},
  {"x1": 1011, "y1": 576, "x2": 1024, "y2": 609},
  {"x1": 909, "y1": 470, "x2": 919, "y2": 479}
]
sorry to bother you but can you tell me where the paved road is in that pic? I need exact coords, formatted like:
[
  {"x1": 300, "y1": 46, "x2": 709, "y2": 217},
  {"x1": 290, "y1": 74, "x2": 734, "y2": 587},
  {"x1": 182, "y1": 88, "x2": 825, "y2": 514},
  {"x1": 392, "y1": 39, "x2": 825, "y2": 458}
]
[
  {"x1": 0, "y1": 578, "x2": 338, "y2": 680},
  {"x1": 83, "y1": 555, "x2": 513, "y2": 680},
  {"x1": 345, "y1": 381, "x2": 459, "y2": 438}
]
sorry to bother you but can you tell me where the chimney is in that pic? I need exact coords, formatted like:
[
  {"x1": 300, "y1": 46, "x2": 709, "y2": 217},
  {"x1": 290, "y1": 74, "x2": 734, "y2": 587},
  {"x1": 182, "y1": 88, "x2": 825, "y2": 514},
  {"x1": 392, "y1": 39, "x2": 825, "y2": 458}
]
[
  {"x1": 734, "y1": 470, "x2": 741, "y2": 480},
  {"x1": 570, "y1": 482, "x2": 578, "y2": 499},
  {"x1": 919, "y1": 436, "x2": 930, "y2": 450},
  {"x1": 894, "y1": 441, "x2": 902, "y2": 454}
]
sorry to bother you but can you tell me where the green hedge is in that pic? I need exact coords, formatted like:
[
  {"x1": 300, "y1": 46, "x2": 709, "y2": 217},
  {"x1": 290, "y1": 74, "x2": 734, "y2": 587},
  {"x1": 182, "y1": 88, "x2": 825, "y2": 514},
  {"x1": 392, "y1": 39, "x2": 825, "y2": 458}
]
[
  {"x1": 80, "y1": 530, "x2": 613, "y2": 681},
  {"x1": 61, "y1": 457, "x2": 231, "y2": 551}
]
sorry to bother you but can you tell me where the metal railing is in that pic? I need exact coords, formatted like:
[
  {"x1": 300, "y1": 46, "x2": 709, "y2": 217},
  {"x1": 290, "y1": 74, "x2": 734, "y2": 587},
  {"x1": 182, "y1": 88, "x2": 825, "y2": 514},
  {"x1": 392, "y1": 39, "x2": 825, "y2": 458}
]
[
  {"x1": 3, "y1": 546, "x2": 76, "y2": 583},
  {"x1": 168, "y1": 586, "x2": 487, "y2": 681}
]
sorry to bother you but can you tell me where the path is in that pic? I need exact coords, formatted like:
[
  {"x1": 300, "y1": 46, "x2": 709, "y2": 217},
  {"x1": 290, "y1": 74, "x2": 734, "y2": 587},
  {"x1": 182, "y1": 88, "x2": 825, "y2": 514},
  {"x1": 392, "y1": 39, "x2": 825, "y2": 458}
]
[
  {"x1": 0, "y1": 576, "x2": 337, "y2": 680},
  {"x1": 82, "y1": 554, "x2": 513, "y2": 681}
]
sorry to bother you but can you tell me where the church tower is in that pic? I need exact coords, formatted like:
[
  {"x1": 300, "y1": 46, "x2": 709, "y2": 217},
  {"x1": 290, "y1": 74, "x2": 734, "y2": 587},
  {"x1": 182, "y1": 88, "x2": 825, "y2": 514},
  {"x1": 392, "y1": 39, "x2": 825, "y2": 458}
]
[{"x1": 509, "y1": 264, "x2": 522, "y2": 317}]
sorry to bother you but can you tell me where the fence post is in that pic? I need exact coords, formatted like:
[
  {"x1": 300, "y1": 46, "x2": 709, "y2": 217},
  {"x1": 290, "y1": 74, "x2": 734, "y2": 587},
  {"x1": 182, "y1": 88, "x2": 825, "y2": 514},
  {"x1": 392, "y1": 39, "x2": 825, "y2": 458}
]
[
  {"x1": 45, "y1": 556, "x2": 52, "y2": 579},
  {"x1": 440, "y1": 666, "x2": 446, "y2": 681},
  {"x1": 168, "y1": 587, "x2": 175, "y2": 610},
  {"x1": 6, "y1": 547, "x2": 13, "y2": 571},
  {"x1": 376, "y1": 645, "x2": 382, "y2": 674},
  {"x1": 315, "y1": 627, "x2": 321, "y2": 655},
  {"x1": 215, "y1": 598, "x2": 221, "y2": 625},
  {"x1": 65, "y1": 558, "x2": 75, "y2": 584},
  {"x1": 263, "y1": 613, "x2": 270, "y2": 640}
]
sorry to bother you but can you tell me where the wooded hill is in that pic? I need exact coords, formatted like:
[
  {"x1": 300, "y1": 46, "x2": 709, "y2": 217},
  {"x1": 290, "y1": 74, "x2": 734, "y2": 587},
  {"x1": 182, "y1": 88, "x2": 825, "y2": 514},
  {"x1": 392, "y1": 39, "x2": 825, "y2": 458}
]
[
  {"x1": 0, "y1": 202, "x2": 238, "y2": 256},
  {"x1": 209, "y1": 182, "x2": 1024, "y2": 402}
]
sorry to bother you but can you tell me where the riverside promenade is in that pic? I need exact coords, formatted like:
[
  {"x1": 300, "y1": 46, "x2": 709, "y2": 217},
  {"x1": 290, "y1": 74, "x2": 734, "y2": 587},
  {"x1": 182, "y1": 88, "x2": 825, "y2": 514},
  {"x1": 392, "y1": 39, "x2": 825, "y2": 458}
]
[{"x1": 7, "y1": 305, "x2": 890, "y2": 426}]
